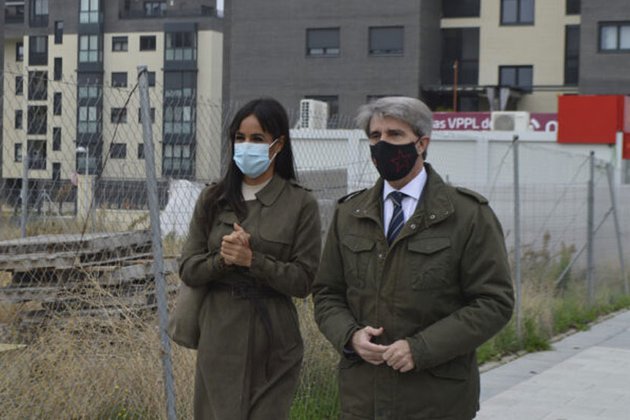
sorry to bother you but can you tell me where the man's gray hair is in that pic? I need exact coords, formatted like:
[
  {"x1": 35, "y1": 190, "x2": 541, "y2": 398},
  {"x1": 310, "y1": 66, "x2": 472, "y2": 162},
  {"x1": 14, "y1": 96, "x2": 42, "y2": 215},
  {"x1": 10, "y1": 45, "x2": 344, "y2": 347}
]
[{"x1": 356, "y1": 96, "x2": 433, "y2": 138}]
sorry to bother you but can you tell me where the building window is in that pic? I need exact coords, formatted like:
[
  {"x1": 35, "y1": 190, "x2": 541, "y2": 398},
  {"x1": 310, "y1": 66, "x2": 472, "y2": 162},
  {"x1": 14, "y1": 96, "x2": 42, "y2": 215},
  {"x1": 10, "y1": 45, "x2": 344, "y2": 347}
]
[
  {"x1": 30, "y1": 0, "x2": 49, "y2": 27},
  {"x1": 28, "y1": 106, "x2": 47, "y2": 135},
  {"x1": 163, "y1": 144, "x2": 192, "y2": 175},
  {"x1": 53, "y1": 92, "x2": 62, "y2": 115},
  {"x1": 15, "y1": 144, "x2": 23, "y2": 162},
  {"x1": 566, "y1": 0, "x2": 580, "y2": 15},
  {"x1": 112, "y1": 36, "x2": 128, "y2": 52},
  {"x1": 27, "y1": 140, "x2": 47, "y2": 170},
  {"x1": 52, "y1": 162, "x2": 61, "y2": 181},
  {"x1": 565, "y1": 25, "x2": 580, "y2": 85},
  {"x1": 164, "y1": 71, "x2": 196, "y2": 98},
  {"x1": 442, "y1": 0, "x2": 480, "y2": 18},
  {"x1": 600, "y1": 22, "x2": 630, "y2": 52},
  {"x1": 165, "y1": 32, "x2": 197, "y2": 61},
  {"x1": 78, "y1": 106, "x2": 100, "y2": 133},
  {"x1": 111, "y1": 107, "x2": 128, "y2": 123},
  {"x1": 111, "y1": 72, "x2": 128, "y2": 88},
  {"x1": 304, "y1": 95, "x2": 339, "y2": 129},
  {"x1": 499, "y1": 65, "x2": 533, "y2": 92},
  {"x1": 164, "y1": 105, "x2": 194, "y2": 134},
  {"x1": 78, "y1": 84, "x2": 102, "y2": 100},
  {"x1": 29, "y1": 36, "x2": 48, "y2": 65},
  {"x1": 79, "y1": 34, "x2": 102, "y2": 63},
  {"x1": 54, "y1": 20, "x2": 64, "y2": 44},
  {"x1": 80, "y1": 0, "x2": 100, "y2": 24},
  {"x1": 140, "y1": 35, "x2": 157, "y2": 51},
  {"x1": 164, "y1": 71, "x2": 196, "y2": 135},
  {"x1": 144, "y1": 1, "x2": 166, "y2": 17},
  {"x1": 138, "y1": 143, "x2": 145, "y2": 159},
  {"x1": 501, "y1": 0, "x2": 534, "y2": 25},
  {"x1": 369, "y1": 26, "x2": 404, "y2": 55},
  {"x1": 441, "y1": 28, "x2": 480, "y2": 85},
  {"x1": 54, "y1": 57, "x2": 62, "y2": 80},
  {"x1": 16, "y1": 76, "x2": 24, "y2": 95},
  {"x1": 306, "y1": 28, "x2": 340, "y2": 56},
  {"x1": 148, "y1": 71, "x2": 156, "y2": 87},
  {"x1": 138, "y1": 107, "x2": 156, "y2": 123},
  {"x1": 16, "y1": 42, "x2": 24, "y2": 61},
  {"x1": 110, "y1": 143, "x2": 127, "y2": 159},
  {"x1": 15, "y1": 110, "x2": 23, "y2": 129},
  {"x1": 28, "y1": 71, "x2": 48, "y2": 100},
  {"x1": 53, "y1": 127, "x2": 61, "y2": 151}
]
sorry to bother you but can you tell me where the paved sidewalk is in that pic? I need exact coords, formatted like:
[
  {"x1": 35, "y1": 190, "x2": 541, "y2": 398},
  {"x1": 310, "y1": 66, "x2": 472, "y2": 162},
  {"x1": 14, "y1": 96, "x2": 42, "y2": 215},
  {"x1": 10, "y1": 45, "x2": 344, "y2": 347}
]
[{"x1": 477, "y1": 310, "x2": 630, "y2": 420}]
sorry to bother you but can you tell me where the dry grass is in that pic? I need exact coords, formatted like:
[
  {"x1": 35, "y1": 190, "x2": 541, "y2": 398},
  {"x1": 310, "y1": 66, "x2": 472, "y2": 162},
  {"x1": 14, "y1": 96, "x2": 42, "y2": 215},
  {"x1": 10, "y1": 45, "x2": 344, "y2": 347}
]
[
  {"x1": 0, "y1": 277, "x2": 337, "y2": 419},
  {"x1": 0, "y1": 306, "x2": 197, "y2": 419}
]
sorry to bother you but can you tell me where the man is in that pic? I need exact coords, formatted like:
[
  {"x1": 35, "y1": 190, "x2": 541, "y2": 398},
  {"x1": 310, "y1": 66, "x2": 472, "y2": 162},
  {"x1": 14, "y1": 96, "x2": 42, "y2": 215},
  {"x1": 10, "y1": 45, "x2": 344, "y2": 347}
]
[{"x1": 313, "y1": 97, "x2": 514, "y2": 420}]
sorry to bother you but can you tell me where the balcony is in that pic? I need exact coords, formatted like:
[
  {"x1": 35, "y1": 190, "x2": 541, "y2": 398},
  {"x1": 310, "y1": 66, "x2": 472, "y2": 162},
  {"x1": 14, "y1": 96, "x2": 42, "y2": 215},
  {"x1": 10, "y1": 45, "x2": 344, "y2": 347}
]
[
  {"x1": 29, "y1": 14, "x2": 48, "y2": 27},
  {"x1": 119, "y1": 5, "x2": 217, "y2": 20},
  {"x1": 4, "y1": 1, "x2": 25, "y2": 24}
]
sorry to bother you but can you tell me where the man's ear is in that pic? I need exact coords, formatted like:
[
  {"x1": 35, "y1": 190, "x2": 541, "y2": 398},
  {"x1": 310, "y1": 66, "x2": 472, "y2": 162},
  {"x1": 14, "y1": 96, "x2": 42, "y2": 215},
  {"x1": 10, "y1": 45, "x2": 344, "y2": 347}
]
[{"x1": 416, "y1": 136, "x2": 430, "y2": 155}]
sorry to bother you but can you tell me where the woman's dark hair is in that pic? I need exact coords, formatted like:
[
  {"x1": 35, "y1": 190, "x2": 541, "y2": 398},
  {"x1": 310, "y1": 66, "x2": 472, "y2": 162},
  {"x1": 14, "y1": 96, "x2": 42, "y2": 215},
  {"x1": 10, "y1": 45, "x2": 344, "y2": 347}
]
[{"x1": 204, "y1": 98, "x2": 296, "y2": 221}]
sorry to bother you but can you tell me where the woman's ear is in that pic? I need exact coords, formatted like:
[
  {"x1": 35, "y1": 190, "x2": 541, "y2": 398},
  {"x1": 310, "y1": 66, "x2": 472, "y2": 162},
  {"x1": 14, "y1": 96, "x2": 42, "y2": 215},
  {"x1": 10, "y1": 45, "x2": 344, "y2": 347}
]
[{"x1": 274, "y1": 135, "x2": 286, "y2": 153}]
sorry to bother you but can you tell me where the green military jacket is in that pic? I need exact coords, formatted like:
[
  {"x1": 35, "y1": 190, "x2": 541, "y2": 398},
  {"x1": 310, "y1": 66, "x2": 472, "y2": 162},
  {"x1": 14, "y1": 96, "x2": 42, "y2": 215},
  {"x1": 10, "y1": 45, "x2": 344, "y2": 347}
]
[
  {"x1": 313, "y1": 163, "x2": 514, "y2": 420},
  {"x1": 179, "y1": 174, "x2": 321, "y2": 420}
]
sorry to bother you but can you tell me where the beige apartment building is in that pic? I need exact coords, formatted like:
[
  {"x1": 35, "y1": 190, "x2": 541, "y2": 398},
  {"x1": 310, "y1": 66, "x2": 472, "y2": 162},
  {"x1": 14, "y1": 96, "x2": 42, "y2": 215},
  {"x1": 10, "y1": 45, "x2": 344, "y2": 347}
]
[{"x1": 1, "y1": 0, "x2": 222, "y2": 208}]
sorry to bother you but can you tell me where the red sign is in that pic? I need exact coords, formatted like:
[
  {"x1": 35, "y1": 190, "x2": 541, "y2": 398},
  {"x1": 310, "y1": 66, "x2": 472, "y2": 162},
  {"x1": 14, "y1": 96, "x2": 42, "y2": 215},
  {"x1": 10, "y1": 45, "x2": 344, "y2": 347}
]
[
  {"x1": 558, "y1": 95, "x2": 625, "y2": 144},
  {"x1": 433, "y1": 112, "x2": 557, "y2": 132},
  {"x1": 624, "y1": 133, "x2": 630, "y2": 160}
]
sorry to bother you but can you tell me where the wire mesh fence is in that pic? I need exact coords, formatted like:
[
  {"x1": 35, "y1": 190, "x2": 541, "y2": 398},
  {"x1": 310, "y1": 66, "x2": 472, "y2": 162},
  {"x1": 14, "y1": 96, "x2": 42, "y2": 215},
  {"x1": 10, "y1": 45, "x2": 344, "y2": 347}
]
[{"x1": 1, "y1": 65, "x2": 629, "y2": 419}]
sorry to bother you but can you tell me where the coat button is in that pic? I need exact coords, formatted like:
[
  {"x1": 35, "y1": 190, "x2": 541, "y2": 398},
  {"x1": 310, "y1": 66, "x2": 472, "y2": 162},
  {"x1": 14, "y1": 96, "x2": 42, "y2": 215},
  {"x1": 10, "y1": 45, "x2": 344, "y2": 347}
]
[
  {"x1": 354, "y1": 209, "x2": 360, "y2": 214},
  {"x1": 378, "y1": 253, "x2": 384, "y2": 259},
  {"x1": 410, "y1": 223, "x2": 417, "y2": 230},
  {"x1": 429, "y1": 214, "x2": 436, "y2": 220}
]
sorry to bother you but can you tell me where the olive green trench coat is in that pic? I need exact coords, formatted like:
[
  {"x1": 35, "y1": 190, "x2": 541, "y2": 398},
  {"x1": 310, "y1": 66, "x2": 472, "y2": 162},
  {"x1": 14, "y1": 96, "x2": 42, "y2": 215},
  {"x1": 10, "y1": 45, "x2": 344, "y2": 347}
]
[
  {"x1": 313, "y1": 164, "x2": 514, "y2": 420},
  {"x1": 179, "y1": 175, "x2": 321, "y2": 420}
]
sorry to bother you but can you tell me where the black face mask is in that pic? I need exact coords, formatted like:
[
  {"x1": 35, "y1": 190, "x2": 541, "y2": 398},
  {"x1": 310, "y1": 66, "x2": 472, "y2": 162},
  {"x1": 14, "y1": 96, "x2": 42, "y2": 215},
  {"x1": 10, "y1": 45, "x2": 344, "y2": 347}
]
[{"x1": 370, "y1": 140, "x2": 419, "y2": 181}]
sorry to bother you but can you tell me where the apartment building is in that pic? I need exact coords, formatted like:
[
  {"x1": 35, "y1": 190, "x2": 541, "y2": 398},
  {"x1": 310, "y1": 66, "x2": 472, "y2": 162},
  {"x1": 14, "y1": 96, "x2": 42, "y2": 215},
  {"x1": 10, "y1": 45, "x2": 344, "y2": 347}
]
[
  {"x1": 224, "y1": 0, "x2": 628, "y2": 122},
  {"x1": 579, "y1": 0, "x2": 630, "y2": 94},
  {"x1": 1, "y1": 0, "x2": 223, "y2": 207}
]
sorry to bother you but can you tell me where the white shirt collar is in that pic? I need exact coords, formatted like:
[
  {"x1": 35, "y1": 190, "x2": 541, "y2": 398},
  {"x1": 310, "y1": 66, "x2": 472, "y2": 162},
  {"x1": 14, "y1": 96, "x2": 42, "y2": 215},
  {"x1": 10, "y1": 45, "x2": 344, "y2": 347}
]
[{"x1": 382, "y1": 166, "x2": 427, "y2": 202}]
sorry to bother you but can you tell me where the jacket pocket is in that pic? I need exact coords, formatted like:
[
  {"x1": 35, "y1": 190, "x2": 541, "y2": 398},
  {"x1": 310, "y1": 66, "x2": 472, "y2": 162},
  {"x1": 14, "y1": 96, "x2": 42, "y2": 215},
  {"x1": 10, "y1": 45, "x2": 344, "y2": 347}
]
[
  {"x1": 256, "y1": 216, "x2": 294, "y2": 259},
  {"x1": 407, "y1": 237, "x2": 453, "y2": 291},
  {"x1": 341, "y1": 235, "x2": 375, "y2": 288}
]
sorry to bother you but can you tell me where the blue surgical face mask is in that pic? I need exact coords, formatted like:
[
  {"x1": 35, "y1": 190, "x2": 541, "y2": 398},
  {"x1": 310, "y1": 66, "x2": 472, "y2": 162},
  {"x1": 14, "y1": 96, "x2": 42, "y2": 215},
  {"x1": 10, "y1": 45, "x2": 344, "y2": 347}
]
[{"x1": 233, "y1": 139, "x2": 279, "y2": 178}]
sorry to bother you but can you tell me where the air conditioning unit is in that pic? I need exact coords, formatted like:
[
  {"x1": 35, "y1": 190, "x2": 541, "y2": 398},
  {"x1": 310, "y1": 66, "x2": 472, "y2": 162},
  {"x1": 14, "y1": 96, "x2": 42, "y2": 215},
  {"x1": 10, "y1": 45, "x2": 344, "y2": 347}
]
[
  {"x1": 490, "y1": 111, "x2": 531, "y2": 132},
  {"x1": 298, "y1": 99, "x2": 329, "y2": 129}
]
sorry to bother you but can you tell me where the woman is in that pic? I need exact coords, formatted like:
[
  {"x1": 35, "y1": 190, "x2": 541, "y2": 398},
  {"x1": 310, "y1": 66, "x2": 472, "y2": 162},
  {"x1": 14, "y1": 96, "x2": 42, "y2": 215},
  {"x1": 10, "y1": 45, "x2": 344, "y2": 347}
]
[{"x1": 179, "y1": 98, "x2": 321, "y2": 419}]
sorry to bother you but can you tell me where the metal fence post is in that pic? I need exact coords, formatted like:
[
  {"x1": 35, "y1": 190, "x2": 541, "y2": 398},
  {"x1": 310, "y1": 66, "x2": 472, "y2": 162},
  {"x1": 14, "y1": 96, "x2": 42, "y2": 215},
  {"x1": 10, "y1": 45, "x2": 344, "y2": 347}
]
[
  {"x1": 587, "y1": 151, "x2": 595, "y2": 305},
  {"x1": 137, "y1": 65, "x2": 177, "y2": 420},
  {"x1": 606, "y1": 162, "x2": 628, "y2": 295},
  {"x1": 20, "y1": 153, "x2": 29, "y2": 238},
  {"x1": 512, "y1": 135, "x2": 522, "y2": 341}
]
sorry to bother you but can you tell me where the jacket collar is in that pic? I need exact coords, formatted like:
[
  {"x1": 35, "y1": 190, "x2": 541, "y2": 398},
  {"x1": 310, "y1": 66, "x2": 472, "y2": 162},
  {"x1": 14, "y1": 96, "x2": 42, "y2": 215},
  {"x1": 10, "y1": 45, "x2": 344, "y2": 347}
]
[
  {"x1": 255, "y1": 173, "x2": 287, "y2": 207},
  {"x1": 409, "y1": 163, "x2": 454, "y2": 229},
  {"x1": 349, "y1": 163, "x2": 454, "y2": 230}
]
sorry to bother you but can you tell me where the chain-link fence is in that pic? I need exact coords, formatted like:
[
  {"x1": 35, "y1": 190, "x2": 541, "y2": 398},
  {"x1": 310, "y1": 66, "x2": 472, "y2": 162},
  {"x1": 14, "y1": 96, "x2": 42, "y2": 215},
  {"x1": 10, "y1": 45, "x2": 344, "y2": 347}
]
[{"x1": 1, "y1": 65, "x2": 629, "y2": 419}]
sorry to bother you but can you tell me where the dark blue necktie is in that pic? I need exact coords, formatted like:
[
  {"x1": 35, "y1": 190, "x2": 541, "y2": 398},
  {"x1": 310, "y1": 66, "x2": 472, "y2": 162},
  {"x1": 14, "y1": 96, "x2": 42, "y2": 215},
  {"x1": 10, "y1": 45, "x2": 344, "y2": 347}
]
[{"x1": 387, "y1": 191, "x2": 406, "y2": 245}]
